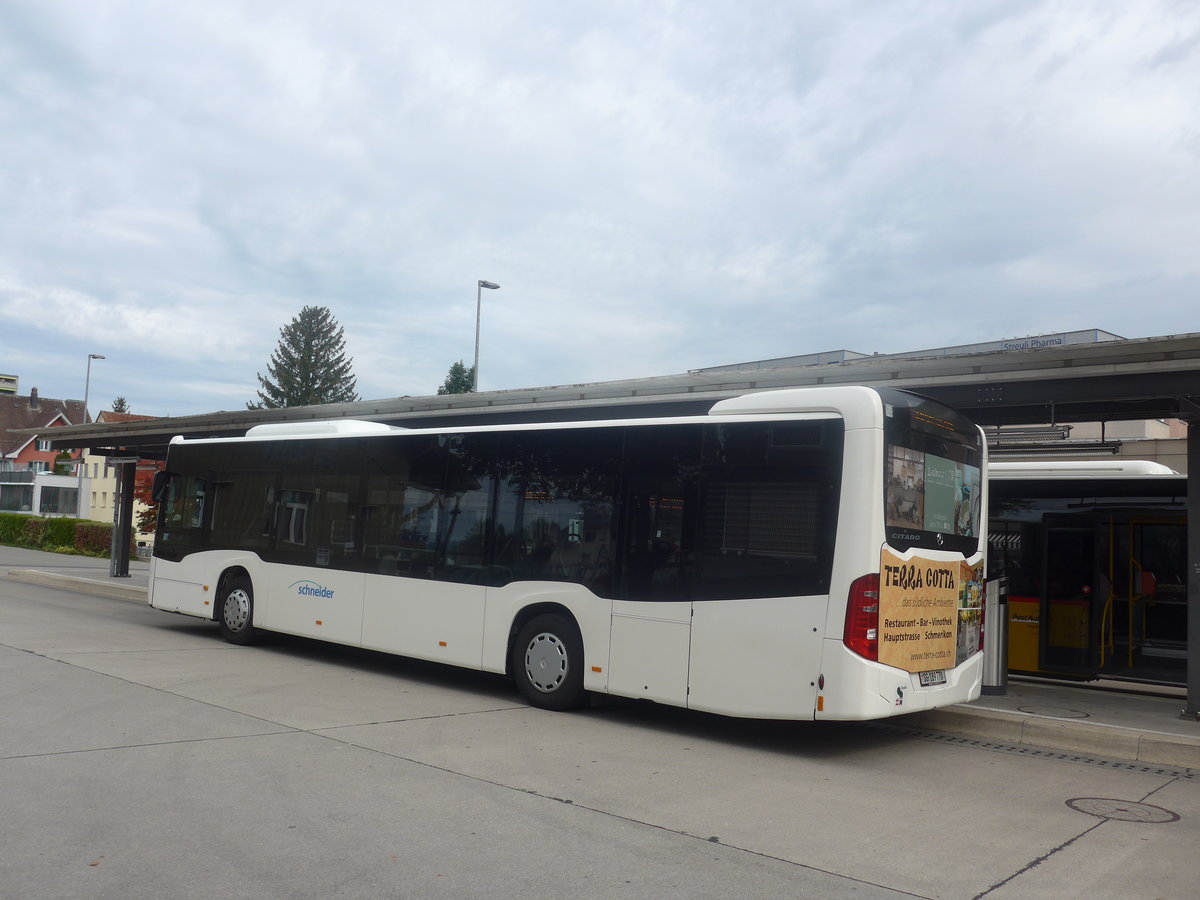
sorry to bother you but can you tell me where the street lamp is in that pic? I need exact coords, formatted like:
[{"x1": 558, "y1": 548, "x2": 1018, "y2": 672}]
[
  {"x1": 473, "y1": 280, "x2": 500, "y2": 392},
  {"x1": 78, "y1": 353, "x2": 105, "y2": 518},
  {"x1": 83, "y1": 353, "x2": 106, "y2": 424}
]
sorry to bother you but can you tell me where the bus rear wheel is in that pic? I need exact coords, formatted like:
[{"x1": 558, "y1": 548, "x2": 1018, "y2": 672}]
[
  {"x1": 512, "y1": 614, "x2": 587, "y2": 711},
  {"x1": 218, "y1": 576, "x2": 260, "y2": 645}
]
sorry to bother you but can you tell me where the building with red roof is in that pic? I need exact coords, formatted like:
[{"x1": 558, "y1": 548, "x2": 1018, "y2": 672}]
[{"x1": 0, "y1": 387, "x2": 87, "y2": 515}]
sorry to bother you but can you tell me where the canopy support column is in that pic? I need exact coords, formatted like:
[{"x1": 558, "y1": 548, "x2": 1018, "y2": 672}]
[
  {"x1": 108, "y1": 460, "x2": 136, "y2": 578},
  {"x1": 1184, "y1": 416, "x2": 1200, "y2": 719}
]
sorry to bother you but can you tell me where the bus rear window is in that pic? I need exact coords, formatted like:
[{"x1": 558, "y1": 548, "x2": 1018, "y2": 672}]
[{"x1": 880, "y1": 391, "x2": 982, "y2": 554}]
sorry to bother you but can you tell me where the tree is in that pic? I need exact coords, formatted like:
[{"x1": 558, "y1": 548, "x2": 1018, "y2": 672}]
[
  {"x1": 249, "y1": 305, "x2": 360, "y2": 408},
  {"x1": 134, "y1": 462, "x2": 163, "y2": 534},
  {"x1": 437, "y1": 360, "x2": 475, "y2": 395},
  {"x1": 111, "y1": 396, "x2": 130, "y2": 413},
  {"x1": 53, "y1": 451, "x2": 74, "y2": 476}
]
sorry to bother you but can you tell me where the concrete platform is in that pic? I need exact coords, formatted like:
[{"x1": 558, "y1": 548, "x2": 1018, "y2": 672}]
[
  {"x1": 3, "y1": 545, "x2": 149, "y2": 600},
  {"x1": 906, "y1": 678, "x2": 1200, "y2": 770},
  {"x1": 5, "y1": 544, "x2": 1199, "y2": 769}
]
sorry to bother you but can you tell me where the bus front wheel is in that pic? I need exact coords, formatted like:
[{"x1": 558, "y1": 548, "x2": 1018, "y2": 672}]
[
  {"x1": 512, "y1": 614, "x2": 587, "y2": 711},
  {"x1": 218, "y1": 576, "x2": 261, "y2": 645}
]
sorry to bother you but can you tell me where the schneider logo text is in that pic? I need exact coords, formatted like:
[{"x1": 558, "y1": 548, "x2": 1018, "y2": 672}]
[{"x1": 292, "y1": 581, "x2": 335, "y2": 599}]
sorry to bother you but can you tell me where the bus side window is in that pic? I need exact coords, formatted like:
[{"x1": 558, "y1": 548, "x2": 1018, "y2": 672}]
[
  {"x1": 156, "y1": 474, "x2": 208, "y2": 559},
  {"x1": 617, "y1": 424, "x2": 702, "y2": 601},
  {"x1": 364, "y1": 436, "x2": 446, "y2": 579},
  {"x1": 151, "y1": 470, "x2": 173, "y2": 503},
  {"x1": 209, "y1": 474, "x2": 273, "y2": 553},
  {"x1": 494, "y1": 428, "x2": 620, "y2": 593},
  {"x1": 692, "y1": 420, "x2": 843, "y2": 600}
]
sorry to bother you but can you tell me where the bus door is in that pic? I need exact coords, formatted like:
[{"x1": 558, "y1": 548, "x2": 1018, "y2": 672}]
[
  {"x1": 606, "y1": 475, "x2": 696, "y2": 706},
  {"x1": 1107, "y1": 517, "x2": 1188, "y2": 684},
  {"x1": 1040, "y1": 520, "x2": 1098, "y2": 675}
]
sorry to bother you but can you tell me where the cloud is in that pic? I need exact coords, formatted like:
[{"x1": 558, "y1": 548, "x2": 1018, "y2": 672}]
[{"x1": 1, "y1": 1, "x2": 1197, "y2": 415}]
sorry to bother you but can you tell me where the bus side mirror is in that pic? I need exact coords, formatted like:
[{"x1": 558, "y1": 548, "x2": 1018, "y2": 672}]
[{"x1": 151, "y1": 471, "x2": 174, "y2": 503}]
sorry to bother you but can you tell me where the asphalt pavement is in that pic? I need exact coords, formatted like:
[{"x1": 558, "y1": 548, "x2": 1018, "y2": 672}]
[{"x1": 4, "y1": 544, "x2": 1199, "y2": 770}]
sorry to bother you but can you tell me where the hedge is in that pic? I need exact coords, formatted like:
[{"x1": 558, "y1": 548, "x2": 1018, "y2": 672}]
[{"x1": 0, "y1": 513, "x2": 137, "y2": 559}]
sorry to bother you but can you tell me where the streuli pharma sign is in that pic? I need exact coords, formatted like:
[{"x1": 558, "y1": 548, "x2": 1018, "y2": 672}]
[{"x1": 1001, "y1": 334, "x2": 1067, "y2": 351}]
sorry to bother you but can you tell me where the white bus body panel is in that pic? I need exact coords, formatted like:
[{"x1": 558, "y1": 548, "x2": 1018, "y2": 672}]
[
  {"x1": 607, "y1": 599, "x2": 691, "y2": 706},
  {"x1": 819, "y1": 640, "x2": 984, "y2": 720},
  {"x1": 150, "y1": 553, "x2": 265, "y2": 619},
  {"x1": 362, "y1": 578, "x2": 486, "y2": 669},
  {"x1": 821, "y1": 422, "x2": 885, "y2": 643},
  {"x1": 148, "y1": 556, "x2": 214, "y2": 617},
  {"x1": 688, "y1": 595, "x2": 824, "y2": 719},
  {"x1": 812, "y1": 412, "x2": 987, "y2": 720},
  {"x1": 481, "y1": 581, "x2": 614, "y2": 688},
  {"x1": 262, "y1": 566, "x2": 365, "y2": 645},
  {"x1": 710, "y1": 386, "x2": 880, "y2": 429}
]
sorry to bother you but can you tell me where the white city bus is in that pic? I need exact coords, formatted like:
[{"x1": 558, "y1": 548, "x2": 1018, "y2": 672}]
[{"x1": 150, "y1": 385, "x2": 987, "y2": 720}]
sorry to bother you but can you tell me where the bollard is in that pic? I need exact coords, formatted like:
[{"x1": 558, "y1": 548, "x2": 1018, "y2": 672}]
[{"x1": 982, "y1": 575, "x2": 1009, "y2": 695}]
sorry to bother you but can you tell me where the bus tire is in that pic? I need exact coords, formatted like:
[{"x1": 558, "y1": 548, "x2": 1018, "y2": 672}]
[
  {"x1": 511, "y1": 613, "x2": 587, "y2": 711},
  {"x1": 218, "y1": 576, "x2": 261, "y2": 645}
]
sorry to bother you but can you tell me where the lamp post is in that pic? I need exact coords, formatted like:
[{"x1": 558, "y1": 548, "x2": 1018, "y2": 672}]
[
  {"x1": 83, "y1": 353, "x2": 106, "y2": 424},
  {"x1": 78, "y1": 353, "x2": 105, "y2": 518},
  {"x1": 474, "y1": 280, "x2": 500, "y2": 392}
]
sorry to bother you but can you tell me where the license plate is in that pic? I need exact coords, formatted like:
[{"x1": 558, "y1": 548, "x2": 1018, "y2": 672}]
[{"x1": 918, "y1": 670, "x2": 947, "y2": 687}]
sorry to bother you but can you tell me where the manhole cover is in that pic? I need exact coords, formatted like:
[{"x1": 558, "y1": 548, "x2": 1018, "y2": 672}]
[
  {"x1": 1066, "y1": 798, "x2": 1180, "y2": 823},
  {"x1": 1017, "y1": 705, "x2": 1090, "y2": 719}
]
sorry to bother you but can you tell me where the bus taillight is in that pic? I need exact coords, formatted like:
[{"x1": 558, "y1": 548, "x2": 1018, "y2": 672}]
[{"x1": 843, "y1": 573, "x2": 880, "y2": 661}]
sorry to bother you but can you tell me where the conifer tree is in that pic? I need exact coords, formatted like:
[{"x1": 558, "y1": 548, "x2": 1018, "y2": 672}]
[
  {"x1": 437, "y1": 360, "x2": 476, "y2": 395},
  {"x1": 249, "y1": 305, "x2": 360, "y2": 408}
]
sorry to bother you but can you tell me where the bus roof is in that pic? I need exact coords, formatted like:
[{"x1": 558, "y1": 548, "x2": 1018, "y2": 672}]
[
  {"x1": 988, "y1": 460, "x2": 1181, "y2": 479},
  {"x1": 168, "y1": 385, "x2": 912, "y2": 446},
  {"x1": 244, "y1": 420, "x2": 402, "y2": 438}
]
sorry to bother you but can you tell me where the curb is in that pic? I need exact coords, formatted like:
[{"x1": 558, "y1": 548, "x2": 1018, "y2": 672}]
[
  {"x1": 6, "y1": 569, "x2": 149, "y2": 605},
  {"x1": 905, "y1": 706, "x2": 1200, "y2": 770}
]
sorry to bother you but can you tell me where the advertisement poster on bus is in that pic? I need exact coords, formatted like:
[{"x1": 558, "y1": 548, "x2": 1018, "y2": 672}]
[
  {"x1": 956, "y1": 560, "x2": 984, "y2": 668},
  {"x1": 878, "y1": 547, "x2": 985, "y2": 673}
]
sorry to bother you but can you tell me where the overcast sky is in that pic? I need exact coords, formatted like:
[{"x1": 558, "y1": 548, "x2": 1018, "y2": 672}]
[{"x1": 1, "y1": 1, "x2": 1197, "y2": 418}]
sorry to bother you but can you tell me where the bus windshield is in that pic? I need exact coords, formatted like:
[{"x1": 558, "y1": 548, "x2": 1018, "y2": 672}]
[{"x1": 880, "y1": 389, "x2": 983, "y2": 554}]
